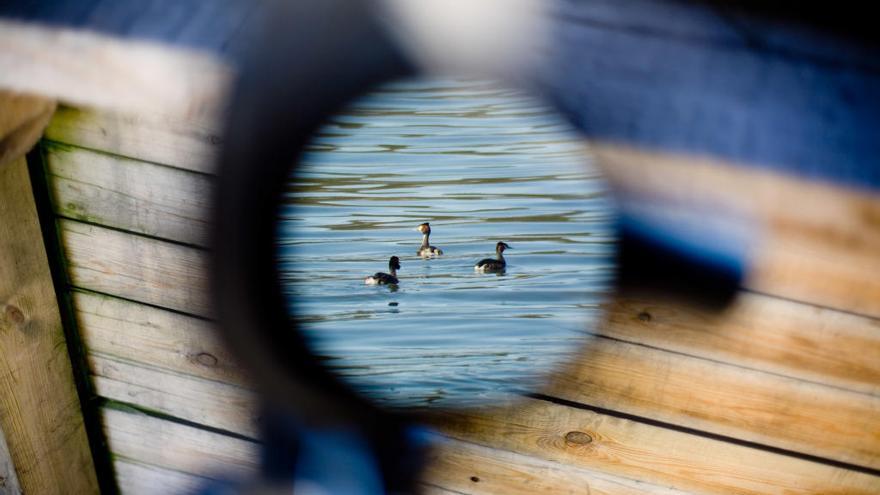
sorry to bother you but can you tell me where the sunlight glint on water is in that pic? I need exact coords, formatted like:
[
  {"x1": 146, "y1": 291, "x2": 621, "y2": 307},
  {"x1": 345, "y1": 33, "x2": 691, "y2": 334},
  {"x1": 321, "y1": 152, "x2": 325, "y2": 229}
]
[{"x1": 277, "y1": 79, "x2": 616, "y2": 409}]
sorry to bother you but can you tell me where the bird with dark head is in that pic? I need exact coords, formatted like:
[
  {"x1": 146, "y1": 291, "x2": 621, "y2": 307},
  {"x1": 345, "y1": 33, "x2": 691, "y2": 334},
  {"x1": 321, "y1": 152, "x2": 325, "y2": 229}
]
[
  {"x1": 365, "y1": 256, "x2": 401, "y2": 285},
  {"x1": 416, "y1": 222, "x2": 443, "y2": 257},
  {"x1": 474, "y1": 241, "x2": 512, "y2": 273}
]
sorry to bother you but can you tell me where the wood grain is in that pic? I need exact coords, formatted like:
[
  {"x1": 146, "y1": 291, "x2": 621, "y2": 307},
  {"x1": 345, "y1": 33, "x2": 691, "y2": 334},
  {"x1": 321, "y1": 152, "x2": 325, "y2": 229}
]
[
  {"x1": 548, "y1": 336, "x2": 880, "y2": 470},
  {"x1": 46, "y1": 144, "x2": 213, "y2": 245},
  {"x1": 102, "y1": 407, "x2": 258, "y2": 480},
  {"x1": 44, "y1": 107, "x2": 220, "y2": 174},
  {"x1": 0, "y1": 158, "x2": 98, "y2": 494},
  {"x1": 421, "y1": 436, "x2": 692, "y2": 495},
  {"x1": 434, "y1": 398, "x2": 880, "y2": 495},
  {"x1": 60, "y1": 219, "x2": 210, "y2": 316},
  {"x1": 113, "y1": 459, "x2": 209, "y2": 495},
  {"x1": 89, "y1": 354, "x2": 258, "y2": 437},
  {"x1": 73, "y1": 291, "x2": 247, "y2": 387},
  {"x1": 601, "y1": 293, "x2": 880, "y2": 396},
  {"x1": 102, "y1": 405, "x2": 693, "y2": 495}
]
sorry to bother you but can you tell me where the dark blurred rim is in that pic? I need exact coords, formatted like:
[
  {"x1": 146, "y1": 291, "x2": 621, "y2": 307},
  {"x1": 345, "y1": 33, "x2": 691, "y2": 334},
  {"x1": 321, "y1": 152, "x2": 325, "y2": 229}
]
[{"x1": 212, "y1": 0, "x2": 415, "y2": 430}]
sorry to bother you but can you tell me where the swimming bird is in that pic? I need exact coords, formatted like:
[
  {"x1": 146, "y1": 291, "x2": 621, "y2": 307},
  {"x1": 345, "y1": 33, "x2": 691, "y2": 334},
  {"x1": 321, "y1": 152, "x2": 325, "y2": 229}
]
[
  {"x1": 365, "y1": 256, "x2": 401, "y2": 285},
  {"x1": 416, "y1": 222, "x2": 443, "y2": 257},
  {"x1": 474, "y1": 242, "x2": 512, "y2": 273}
]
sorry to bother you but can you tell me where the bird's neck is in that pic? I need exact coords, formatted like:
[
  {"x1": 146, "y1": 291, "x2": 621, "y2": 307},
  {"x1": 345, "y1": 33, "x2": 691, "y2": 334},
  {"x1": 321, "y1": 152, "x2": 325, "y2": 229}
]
[
  {"x1": 421, "y1": 233, "x2": 430, "y2": 248},
  {"x1": 389, "y1": 266, "x2": 397, "y2": 277}
]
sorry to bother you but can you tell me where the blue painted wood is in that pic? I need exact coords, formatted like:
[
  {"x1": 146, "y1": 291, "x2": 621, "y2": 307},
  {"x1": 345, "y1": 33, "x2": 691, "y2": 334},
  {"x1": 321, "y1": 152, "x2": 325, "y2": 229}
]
[
  {"x1": 2, "y1": 0, "x2": 878, "y2": 187},
  {"x1": 540, "y1": 1, "x2": 880, "y2": 188}
]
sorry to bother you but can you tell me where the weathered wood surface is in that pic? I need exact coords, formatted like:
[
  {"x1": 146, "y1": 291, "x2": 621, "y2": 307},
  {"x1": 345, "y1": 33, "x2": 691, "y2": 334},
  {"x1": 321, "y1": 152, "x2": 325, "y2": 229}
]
[
  {"x1": 45, "y1": 143, "x2": 213, "y2": 245},
  {"x1": 0, "y1": 157, "x2": 98, "y2": 494},
  {"x1": 103, "y1": 405, "x2": 695, "y2": 495},
  {"x1": 549, "y1": 338, "x2": 880, "y2": 470},
  {"x1": 45, "y1": 107, "x2": 221, "y2": 175},
  {"x1": 99, "y1": 391, "x2": 880, "y2": 495},
  {"x1": 60, "y1": 220, "x2": 210, "y2": 316},
  {"x1": 102, "y1": 407, "x2": 258, "y2": 481},
  {"x1": 436, "y1": 399, "x2": 880, "y2": 495},
  {"x1": 112, "y1": 459, "x2": 209, "y2": 495},
  {"x1": 421, "y1": 437, "x2": 693, "y2": 495},
  {"x1": 90, "y1": 354, "x2": 258, "y2": 437},
  {"x1": 74, "y1": 291, "x2": 246, "y2": 387}
]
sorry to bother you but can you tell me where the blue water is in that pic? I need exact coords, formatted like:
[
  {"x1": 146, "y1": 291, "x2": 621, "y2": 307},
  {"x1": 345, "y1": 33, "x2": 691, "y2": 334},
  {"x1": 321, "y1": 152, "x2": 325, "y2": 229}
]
[{"x1": 277, "y1": 78, "x2": 616, "y2": 409}]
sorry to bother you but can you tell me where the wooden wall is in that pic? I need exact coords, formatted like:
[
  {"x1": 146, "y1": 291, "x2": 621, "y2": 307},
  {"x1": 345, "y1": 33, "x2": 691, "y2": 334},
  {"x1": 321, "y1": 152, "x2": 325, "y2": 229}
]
[{"x1": 38, "y1": 105, "x2": 880, "y2": 494}]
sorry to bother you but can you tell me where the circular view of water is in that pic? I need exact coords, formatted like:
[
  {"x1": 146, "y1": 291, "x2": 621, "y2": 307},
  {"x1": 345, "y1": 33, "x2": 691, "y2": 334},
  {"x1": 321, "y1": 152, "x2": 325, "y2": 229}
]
[{"x1": 277, "y1": 78, "x2": 616, "y2": 409}]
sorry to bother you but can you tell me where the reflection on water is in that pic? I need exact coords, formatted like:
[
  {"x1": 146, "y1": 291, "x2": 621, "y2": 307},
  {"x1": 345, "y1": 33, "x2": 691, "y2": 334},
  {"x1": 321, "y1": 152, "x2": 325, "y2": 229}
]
[{"x1": 277, "y1": 79, "x2": 616, "y2": 409}]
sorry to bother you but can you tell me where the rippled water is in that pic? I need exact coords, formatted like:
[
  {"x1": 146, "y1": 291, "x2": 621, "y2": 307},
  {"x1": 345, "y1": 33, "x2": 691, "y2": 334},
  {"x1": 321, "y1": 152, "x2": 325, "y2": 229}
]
[{"x1": 277, "y1": 78, "x2": 616, "y2": 409}]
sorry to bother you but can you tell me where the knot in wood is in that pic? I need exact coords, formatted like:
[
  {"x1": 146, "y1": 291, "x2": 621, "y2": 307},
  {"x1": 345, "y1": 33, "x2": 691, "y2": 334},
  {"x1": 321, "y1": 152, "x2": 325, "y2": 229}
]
[
  {"x1": 637, "y1": 311, "x2": 652, "y2": 322},
  {"x1": 4, "y1": 304, "x2": 25, "y2": 326},
  {"x1": 469, "y1": 476, "x2": 480, "y2": 483},
  {"x1": 564, "y1": 430, "x2": 593, "y2": 445},
  {"x1": 194, "y1": 352, "x2": 219, "y2": 367}
]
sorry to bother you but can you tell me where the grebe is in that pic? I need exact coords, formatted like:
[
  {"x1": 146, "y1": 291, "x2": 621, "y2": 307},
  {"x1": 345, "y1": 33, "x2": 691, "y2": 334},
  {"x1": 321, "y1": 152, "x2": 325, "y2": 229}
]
[
  {"x1": 416, "y1": 222, "x2": 443, "y2": 257},
  {"x1": 474, "y1": 242, "x2": 512, "y2": 273},
  {"x1": 365, "y1": 256, "x2": 401, "y2": 285}
]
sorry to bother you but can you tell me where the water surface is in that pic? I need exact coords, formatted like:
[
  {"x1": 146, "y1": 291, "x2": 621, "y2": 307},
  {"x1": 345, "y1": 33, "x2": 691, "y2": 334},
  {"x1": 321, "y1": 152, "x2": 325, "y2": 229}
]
[{"x1": 277, "y1": 78, "x2": 616, "y2": 409}]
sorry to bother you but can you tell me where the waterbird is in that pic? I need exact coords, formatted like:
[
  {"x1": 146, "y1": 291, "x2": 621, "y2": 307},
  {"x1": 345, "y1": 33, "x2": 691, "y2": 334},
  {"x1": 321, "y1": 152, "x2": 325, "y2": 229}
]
[
  {"x1": 365, "y1": 256, "x2": 401, "y2": 285},
  {"x1": 474, "y1": 242, "x2": 512, "y2": 273},
  {"x1": 416, "y1": 222, "x2": 443, "y2": 257}
]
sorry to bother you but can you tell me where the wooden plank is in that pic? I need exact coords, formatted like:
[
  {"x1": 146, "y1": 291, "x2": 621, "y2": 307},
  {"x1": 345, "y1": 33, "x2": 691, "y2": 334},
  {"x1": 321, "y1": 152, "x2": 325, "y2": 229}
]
[
  {"x1": 45, "y1": 144, "x2": 213, "y2": 245},
  {"x1": 0, "y1": 426, "x2": 21, "y2": 495},
  {"x1": 113, "y1": 458, "x2": 209, "y2": 495},
  {"x1": 102, "y1": 407, "x2": 258, "y2": 481},
  {"x1": 102, "y1": 393, "x2": 880, "y2": 495},
  {"x1": 89, "y1": 354, "x2": 257, "y2": 438},
  {"x1": 0, "y1": 157, "x2": 99, "y2": 494},
  {"x1": 546, "y1": 337, "x2": 880, "y2": 471},
  {"x1": 0, "y1": 20, "x2": 230, "y2": 122},
  {"x1": 60, "y1": 219, "x2": 210, "y2": 316},
  {"x1": 602, "y1": 293, "x2": 880, "y2": 396},
  {"x1": 103, "y1": 405, "x2": 692, "y2": 495},
  {"x1": 434, "y1": 398, "x2": 880, "y2": 495},
  {"x1": 73, "y1": 291, "x2": 247, "y2": 387},
  {"x1": 421, "y1": 436, "x2": 693, "y2": 495},
  {"x1": 44, "y1": 107, "x2": 220, "y2": 174},
  {"x1": 593, "y1": 143, "x2": 880, "y2": 317}
]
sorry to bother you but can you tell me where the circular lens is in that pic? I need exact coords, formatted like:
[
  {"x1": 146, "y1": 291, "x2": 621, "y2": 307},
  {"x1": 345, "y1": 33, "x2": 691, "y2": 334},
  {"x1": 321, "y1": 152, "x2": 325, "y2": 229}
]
[{"x1": 277, "y1": 78, "x2": 615, "y2": 409}]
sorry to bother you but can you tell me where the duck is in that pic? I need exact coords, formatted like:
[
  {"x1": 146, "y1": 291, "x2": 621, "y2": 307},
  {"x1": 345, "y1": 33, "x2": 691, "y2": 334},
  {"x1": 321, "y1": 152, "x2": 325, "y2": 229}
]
[
  {"x1": 416, "y1": 222, "x2": 443, "y2": 257},
  {"x1": 365, "y1": 256, "x2": 401, "y2": 285},
  {"x1": 474, "y1": 242, "x2": 512, "y2": 273}
]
